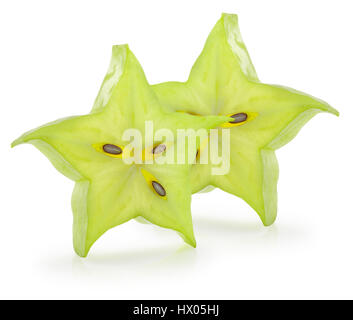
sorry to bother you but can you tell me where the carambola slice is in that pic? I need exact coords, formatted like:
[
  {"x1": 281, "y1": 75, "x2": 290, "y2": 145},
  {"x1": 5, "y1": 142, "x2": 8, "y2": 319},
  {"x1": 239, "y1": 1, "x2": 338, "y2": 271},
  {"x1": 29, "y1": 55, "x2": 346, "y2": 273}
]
[
  {"x1": 12, "y1": 45, "x2": 229, "y2": 257},
  {"x1": 153, "y1": 13, "x2": 339, "y2": 226}
]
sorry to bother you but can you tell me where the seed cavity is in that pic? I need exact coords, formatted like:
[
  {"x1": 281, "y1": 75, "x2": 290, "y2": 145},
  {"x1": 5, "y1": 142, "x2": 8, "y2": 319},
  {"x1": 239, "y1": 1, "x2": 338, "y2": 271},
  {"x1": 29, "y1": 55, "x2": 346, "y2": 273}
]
[
  {"x1": 152, "y1": 144, "x2": 166, "y2": 155},
  {"x1": 151, "y1": 181, "x2": 166, "y2": 197},
  {"x1": 141, "y1": 169, "x2": 167, "y2": 199},
  {"x1": 103, "y1": 144, "x2": 122, "y2": 155},
  {"x1": 229, "y1": 112, "x2": 248, "y2": 124},
  {"x1": 186, "y1": 111, "x2": 201, "y2": 116},
  {"x1": 195, "y1": 149, "x2": 199, "y2": 160}
]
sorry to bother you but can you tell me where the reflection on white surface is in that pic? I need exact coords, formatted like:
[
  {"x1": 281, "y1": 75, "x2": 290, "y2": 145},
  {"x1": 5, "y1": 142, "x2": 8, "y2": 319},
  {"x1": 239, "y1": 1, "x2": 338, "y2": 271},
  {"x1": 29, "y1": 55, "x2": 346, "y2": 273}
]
[{"x1": 43, "y1": 215, "x2": 302, "y2": 279}]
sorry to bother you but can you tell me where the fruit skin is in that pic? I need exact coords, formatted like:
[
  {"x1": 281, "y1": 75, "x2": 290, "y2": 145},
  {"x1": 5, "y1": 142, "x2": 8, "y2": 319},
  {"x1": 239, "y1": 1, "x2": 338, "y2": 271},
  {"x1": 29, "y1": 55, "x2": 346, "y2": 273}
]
[
  {"x1": 153, "y1": 13, "x2": 339, "y2": 226},
  {"x1": 12, "y1": 45, "x2": 230, "y2": 257}
]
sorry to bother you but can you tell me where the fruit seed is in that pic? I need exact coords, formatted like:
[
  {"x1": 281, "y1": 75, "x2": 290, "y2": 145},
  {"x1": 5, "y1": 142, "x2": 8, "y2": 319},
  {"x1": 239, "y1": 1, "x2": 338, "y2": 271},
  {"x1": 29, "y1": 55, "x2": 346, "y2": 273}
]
[
  {"x1": 152, "y1": 144, "x2": 166, "y2": 154},
  {"x1": 229, "y1": 112, "x2": 248, "y2": 124},
  {"x1": 152, "y1": 181, "x2": 166, "y2": 197},
  {"x1": 103, "y1": 144, "x2": 122, "y2": 155}
]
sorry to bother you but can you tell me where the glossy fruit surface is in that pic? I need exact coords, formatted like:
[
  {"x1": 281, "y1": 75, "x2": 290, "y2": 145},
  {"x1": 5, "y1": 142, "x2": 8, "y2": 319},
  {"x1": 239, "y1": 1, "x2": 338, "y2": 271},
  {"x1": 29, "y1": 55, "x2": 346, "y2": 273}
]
[
  {"x1": 12, "y1": 45, "x2": 229, "y2": 257},
  {"x1": 153, "y1": 13, "x2": 339, "y2": 226}
]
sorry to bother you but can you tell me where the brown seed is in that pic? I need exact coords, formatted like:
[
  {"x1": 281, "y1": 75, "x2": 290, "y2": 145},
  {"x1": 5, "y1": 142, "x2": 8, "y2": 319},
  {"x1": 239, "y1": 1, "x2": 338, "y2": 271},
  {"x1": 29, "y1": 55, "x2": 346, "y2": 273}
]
[
  {"x1": 229, "y1": 112, "x2": 248, "y2": 124},
  {"x1": 103, "y1": 144, "x2": 122, "y2": 155},
  {"x1": 152, "y1": 181, "x2": 166, "y2": 197},
  {"x1": 152, "y1": 144, "x2": 166, "y2": 154}
]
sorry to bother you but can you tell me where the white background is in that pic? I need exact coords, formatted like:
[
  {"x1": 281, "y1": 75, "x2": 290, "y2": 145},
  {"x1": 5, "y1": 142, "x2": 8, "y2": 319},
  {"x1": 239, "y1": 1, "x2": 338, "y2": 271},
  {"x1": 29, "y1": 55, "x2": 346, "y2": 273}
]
[{"x1": 1, "y1": 0, "x2": 352, "y2": 299}]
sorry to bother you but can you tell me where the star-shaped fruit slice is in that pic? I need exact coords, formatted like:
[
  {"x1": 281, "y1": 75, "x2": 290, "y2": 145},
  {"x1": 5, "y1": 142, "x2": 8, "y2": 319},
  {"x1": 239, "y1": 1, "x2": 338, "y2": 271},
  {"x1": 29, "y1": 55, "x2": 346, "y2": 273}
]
[
  {"x1": 153, "y1": 13, "x2": 339, "y2": 226},
  {"x1": 12, "y1": 45, "x2": 230, "y2": 257}
]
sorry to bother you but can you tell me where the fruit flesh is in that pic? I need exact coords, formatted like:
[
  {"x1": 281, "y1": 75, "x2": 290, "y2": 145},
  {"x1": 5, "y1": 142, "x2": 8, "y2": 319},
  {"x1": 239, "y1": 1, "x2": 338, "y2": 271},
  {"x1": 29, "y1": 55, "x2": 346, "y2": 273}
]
[
  {"x1": 12, "y1": 45, "x2": 230, "y2": 257},
  {"x1": 153, "y1": 13, "x2": 339, "y2": 226}
]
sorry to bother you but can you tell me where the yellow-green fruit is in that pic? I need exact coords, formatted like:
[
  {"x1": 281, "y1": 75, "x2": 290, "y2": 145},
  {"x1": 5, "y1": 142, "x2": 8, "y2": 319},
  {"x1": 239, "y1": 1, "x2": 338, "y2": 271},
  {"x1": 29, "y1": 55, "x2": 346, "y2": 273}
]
[
  {"x1": 153, "y1": 13, "x2": 339, "y2": 226},
  {"x1": 12, "y1": 45, "x2": 229, "y2": 257}
]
